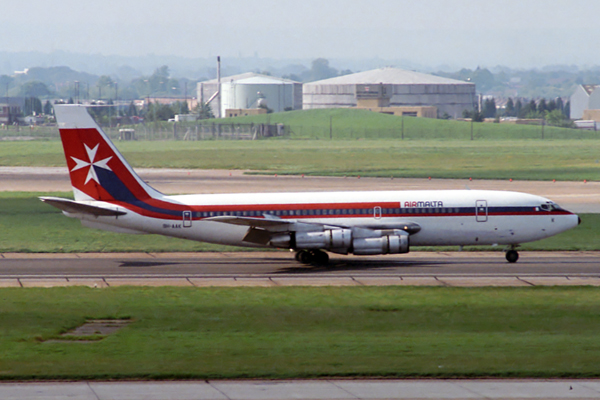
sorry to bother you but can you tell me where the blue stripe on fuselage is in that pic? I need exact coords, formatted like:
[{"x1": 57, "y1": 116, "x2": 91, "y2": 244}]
[{"x1": 96, "y1": 167, "x2": 182, "y2": 217}]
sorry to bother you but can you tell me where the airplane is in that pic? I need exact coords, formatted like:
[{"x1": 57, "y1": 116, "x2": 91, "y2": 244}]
[{"x1": 41, "y1": 104, "x2": 580, "y2": 264}]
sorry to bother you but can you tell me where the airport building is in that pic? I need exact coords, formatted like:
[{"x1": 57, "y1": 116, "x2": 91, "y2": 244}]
[
  {"x1": 303, "y1": 67, "x2": 477, "y2": 118},
  {"x1": 570, "y1": 84, "x2": 600, "y2": 120},
  {"x1": 197, "y1": 73, "x2": 302, "y2": 118},
  {"x1": 0, "y1": 98, "x2": 24, "y2": 125}
]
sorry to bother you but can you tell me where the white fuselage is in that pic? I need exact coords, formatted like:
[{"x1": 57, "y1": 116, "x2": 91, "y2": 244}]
[{"x1": 71, "y1": 189, "x2": 579, "y2": 250}]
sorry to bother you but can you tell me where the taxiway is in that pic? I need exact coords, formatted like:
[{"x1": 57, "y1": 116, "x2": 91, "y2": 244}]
[{"x1": 1, "y1": 251, "x2": 599, "y2": 287}]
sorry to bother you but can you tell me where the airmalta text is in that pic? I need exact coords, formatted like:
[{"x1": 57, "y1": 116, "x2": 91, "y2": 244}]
[{"x1": 404, "y1": 201, "x2": 444, "y2": 208}]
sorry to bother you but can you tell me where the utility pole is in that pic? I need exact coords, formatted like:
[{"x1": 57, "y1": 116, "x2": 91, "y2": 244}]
[
  {"x1": 470, "y1": 118, "x2": 474, "y2": 141},
  {"x1": 541, "y1": 117, "x2": 544, "y2": 140},
  {"x1": 401, "y1": 115, "x2": 404, "y2": 140},
  {"x1": 74, "y1": 81, "x2": 80, "y2": 104},
  {"x1": 6, "y1": 82, "x2": 10, "y2": 125}
]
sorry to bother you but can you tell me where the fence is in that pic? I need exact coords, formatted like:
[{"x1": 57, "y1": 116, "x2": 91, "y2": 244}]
[
  {"x1": 0, "y1": 122, "x2": 290, "y2": 141},
  {"x1": 1, "y1": 119, "x2": 599, "y2": 142}
]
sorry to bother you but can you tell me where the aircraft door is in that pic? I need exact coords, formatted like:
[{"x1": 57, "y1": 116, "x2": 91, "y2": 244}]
[
  {"x1": 374, "y1": 206, "x2": 382, "y2": 220},
  {"x1": 475, "y1": 200, "x2": 488, "y2": 222},
  {"x1": 183, "y1": 211, "x2": 192, "y2": 228}
]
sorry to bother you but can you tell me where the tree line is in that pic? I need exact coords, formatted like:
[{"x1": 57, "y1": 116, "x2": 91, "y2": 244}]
[{"x1": 464, "y1": 97, "x2": 573, "y2": 127}]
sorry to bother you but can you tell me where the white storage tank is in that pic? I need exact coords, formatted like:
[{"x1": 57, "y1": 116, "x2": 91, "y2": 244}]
[{"x1": 198, "y1": 73, "x2": 302, "y2": 118}]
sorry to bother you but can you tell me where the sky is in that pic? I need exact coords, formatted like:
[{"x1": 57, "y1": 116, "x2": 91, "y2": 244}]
[{"x1": 2, "y1": 0, "x2": 600, "y2": 69}]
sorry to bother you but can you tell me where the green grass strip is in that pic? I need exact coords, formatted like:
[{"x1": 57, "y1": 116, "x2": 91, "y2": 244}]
[
  {"x1": 1, "y1": 286, "x2": 600, "y2": 380},
  {"x1": 1, "y1": 137, "x2": 600, "y2": 181}
]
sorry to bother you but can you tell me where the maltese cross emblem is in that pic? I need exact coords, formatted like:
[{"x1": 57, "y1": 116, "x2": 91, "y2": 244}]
[{"x1": 70, "y1": 143, "x2": 113, "y2": 184}]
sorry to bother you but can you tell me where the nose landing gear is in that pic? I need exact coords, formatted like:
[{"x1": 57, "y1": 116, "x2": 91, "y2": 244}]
[{"x1": 505, "y1": 249, "x2": 519, "y2": 263}]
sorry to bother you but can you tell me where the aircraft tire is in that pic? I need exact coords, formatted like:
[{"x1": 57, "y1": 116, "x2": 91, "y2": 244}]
[
  {"x1": 311, "y1": 250, "x2": 329, "y2": 265},
  {"x1": 297, "y1": 250, "x2": 312, "y2": 264},
  {"x1": 506, "y1": 250, "x2": 519, "y2": 263}
]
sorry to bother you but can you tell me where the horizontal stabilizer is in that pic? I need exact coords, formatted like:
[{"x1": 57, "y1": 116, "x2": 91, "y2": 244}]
[{"x1": 39, "y1": 197, "x2": 127, "y2": 216}]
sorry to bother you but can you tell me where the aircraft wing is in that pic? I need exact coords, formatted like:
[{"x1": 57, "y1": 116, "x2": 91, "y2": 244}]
[
  {"x1": 40, "y1": 197, "x2": 127, "y2": 217},
  {"x1": 206, "y1": 215, "x2": 420, "y2": 233},
  {"x1": 205, "y1": 215, "x2": 293, "y2": 229},
  {"x1": 205, "y1": 215, "x2": 421, "y2": 245}
]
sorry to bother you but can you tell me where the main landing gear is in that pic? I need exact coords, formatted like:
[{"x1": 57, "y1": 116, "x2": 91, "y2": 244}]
[
  {"x1": 505, "y1": 248, "x2": 519, "y2": 263},
  {"x1": 295, "y1": 249, "x2": 329, "y2": 265}
]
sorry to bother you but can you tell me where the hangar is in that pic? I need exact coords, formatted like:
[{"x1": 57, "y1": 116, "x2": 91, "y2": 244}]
[
  {"x1": 570, "y1": 84, "x2": 600, "y2": 120},
  {"x1": 197, "y1": 73, "x2": 302, "y2": 118},
  {"x1": 303, "y1": 67, "x2": 477, "y2": 118}
]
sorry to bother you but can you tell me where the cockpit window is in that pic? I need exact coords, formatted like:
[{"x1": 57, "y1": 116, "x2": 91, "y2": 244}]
[{"x1": 540, "y1": 202, "x2": 564, "y2": 212}]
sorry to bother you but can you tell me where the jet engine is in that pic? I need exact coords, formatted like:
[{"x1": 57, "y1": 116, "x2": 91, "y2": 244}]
[{"x1": 269, "y1": 228, "x2": 410, "y2": 255}]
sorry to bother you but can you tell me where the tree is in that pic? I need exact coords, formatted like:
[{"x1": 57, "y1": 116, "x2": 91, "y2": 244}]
[
  {"x1": 195, "y1": 102, "x2": 214, "y2": 119},
  {"x1": 528, "y1": 99, "x2": 537, "y2": 114},
  {"x1": 538, "y1": 98, "x2": 547, "y2": 114},
  {"x1": 96, "y1": 75, "x2": 113, "y2": 99},
  {"x1": 482, "y1": 98, "x2": 497, "y2": 118},
  {"x1": 470, "y1": 67, "x2": 496, "y2": 92},
  {"x1": 148, "y1": 67, "x2": 167, "y2": 93},
  {"x1": 0, "y1": 75, "x2": 14, "y2": 94},
  {"x1": 564, "y1": 101, "x2": 570, "y2": 118},
  {"x1": 126, "y1": 101, "x2": 137, "y2": 117},
  {"x1": 515, "y1": 99, "x2": 522, "y2": 117},
  {"x1": 43, "y1": 100, "x2": 53, "y2": 115},
  {"x1": 505, "y1": 98, "x2": 515, "y2": 117},
  {"x1": 172, "y1": 100, "x2": 189, "y2": 115},
  {"x1": 462, "y1": 109, "x2": 484, "y2": 122},
  {"x1": 23, "y1": 97, "x2": 43, "y2": 115},
  {"x1": 546, "y1": 109, "x2": 575, "y2": 128},
  {"x1": 146, "y1": 102, "x2": 175, "y2": 121},
  {"x1": 556, "y1": 97, "x2": 564, "y2": 113},
  {"x1": 304, "y1": 58, "x2": 338, "y2": 82},
  {"x1": 20, "y1": 81, "x2": 50, "y2": 97}
]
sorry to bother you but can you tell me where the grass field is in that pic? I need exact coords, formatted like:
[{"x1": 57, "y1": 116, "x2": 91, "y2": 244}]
[
  {"x1": 2, "y1": 138, "x2": 600, "y2": 181},
  {"x1": 0, "y1": 192, "x2": 597, "y2": 253},
  {"x1": 4, "y1": 109, "x2": 594, "y2": 141},
  {"x1": 1, "y1": 109, "x2": 600, "y2": 181},
  {"x1": 2, "y1": 286, "x2": 600, "y2": 380},
  {"x1": 210, "y1": 108, "x2": 593, "y2": 141}
]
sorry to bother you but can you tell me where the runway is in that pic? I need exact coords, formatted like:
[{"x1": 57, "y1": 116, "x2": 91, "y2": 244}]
[{"x1": 2, "y1": 251, "x2": 599, "y2": 287}]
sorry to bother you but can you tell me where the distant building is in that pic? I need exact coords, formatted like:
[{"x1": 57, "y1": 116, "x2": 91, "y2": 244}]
[
  {"x1": 142, "y1": 97, "x2": 198, "y2": 111},
  {"x1": 303, "y1": 67, "x2": 476, "y2": 118},
  {"x1": 0, "y1": 98, "x2": 24, "y2": 124},
  {"x1": 197, "y1": 73, "x2": 302, "y2": 118},
  {"x1": 570, "y1": 84, "x2": 600, "y2": 119}
]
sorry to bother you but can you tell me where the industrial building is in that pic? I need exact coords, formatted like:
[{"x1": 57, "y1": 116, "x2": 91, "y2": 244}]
[
  {"x1": 0, "y1": 98, "x2": 24, "y2": 125},
  {"x1": 303, "y1": 67, "x2": 477, "y2": 118},
  {"x1": 197, "y1": 73, "x2": 302, "y2": 118},
  {"x1": 570, "y1": 84, "x2": 600, "y2": 120}
]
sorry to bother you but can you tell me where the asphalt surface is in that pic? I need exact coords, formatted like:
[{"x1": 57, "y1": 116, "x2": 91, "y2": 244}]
[{"x1": 2, "y1": 251, "x2": 599, "y2": 287}]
